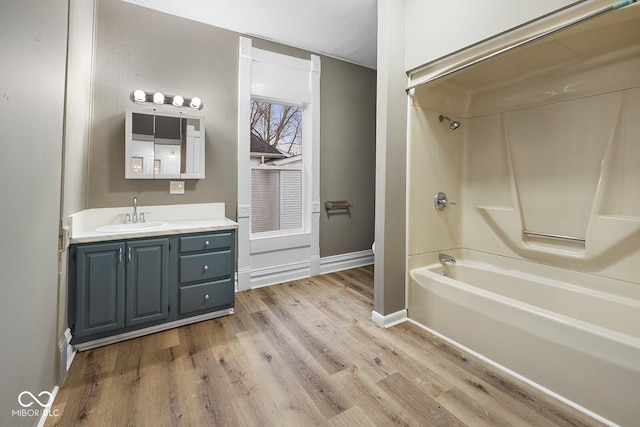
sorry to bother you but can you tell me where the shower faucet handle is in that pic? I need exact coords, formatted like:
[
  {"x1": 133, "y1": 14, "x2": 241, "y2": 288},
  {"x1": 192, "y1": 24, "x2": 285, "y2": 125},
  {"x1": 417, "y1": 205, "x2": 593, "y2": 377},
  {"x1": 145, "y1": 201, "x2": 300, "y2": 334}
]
[{"x1": 434, "y1": 192, "x2": 456, "y2": 211}]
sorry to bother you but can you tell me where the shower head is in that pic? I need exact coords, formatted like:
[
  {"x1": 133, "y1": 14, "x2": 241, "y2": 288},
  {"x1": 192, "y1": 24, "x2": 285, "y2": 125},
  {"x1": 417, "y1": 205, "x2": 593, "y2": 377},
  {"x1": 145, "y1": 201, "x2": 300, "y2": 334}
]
[{"x1": 439, "y1": 115, "x2": 460, "y2": 131}]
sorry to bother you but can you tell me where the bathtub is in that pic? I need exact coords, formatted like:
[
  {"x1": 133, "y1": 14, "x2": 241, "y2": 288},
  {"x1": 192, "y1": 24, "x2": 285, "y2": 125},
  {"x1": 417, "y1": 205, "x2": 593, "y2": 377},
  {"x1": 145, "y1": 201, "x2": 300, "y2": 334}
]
[{"x1": 408, "y1": 249, "x2": 640, "y2": 427}]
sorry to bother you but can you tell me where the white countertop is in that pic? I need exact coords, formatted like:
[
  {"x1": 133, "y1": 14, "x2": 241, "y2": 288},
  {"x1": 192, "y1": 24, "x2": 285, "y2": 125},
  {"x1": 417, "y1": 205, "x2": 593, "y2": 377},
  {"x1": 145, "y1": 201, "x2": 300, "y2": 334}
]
[{"x1": 69, "y1": 202, "x2": 238, "y2": 244}]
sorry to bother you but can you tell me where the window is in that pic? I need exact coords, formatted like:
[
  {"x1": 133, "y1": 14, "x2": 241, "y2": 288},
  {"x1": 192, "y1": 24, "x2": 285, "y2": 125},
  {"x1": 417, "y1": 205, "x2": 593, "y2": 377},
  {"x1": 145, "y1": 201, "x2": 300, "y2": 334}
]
[
  {"x1": 237, "y1": 37, "x2": 320, "y2": 290},
  {"x1": 250, "y1": 100, "x2": 303, "y2": 234}
]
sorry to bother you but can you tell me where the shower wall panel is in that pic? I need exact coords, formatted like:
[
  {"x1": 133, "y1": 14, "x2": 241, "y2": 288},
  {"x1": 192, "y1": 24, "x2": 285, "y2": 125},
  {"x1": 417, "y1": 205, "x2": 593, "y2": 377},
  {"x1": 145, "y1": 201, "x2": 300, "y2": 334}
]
[
  {"x1": 462, "y1": 75, "x2": 640, "y2": 284},
  {"x1": 408, "y1": 17, "x2": 640, "y2": 285},
  {"x1": 408, "y1": 104, "x2": 464, "y2": 256}
]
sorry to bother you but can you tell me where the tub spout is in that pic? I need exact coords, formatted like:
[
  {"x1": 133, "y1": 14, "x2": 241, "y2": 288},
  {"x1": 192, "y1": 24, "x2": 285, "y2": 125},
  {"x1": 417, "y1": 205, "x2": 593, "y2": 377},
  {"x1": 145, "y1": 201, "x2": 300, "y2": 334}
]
[{"x1": 439, "y1": 253, "x2": 456, "y2": 265}]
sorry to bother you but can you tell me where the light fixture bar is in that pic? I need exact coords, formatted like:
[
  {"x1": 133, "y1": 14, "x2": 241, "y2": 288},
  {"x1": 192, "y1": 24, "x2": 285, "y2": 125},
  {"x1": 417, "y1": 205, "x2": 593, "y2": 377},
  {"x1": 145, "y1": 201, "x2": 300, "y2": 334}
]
[{"x1": 130, "y1": 90, "x2": 203, "y2": 110}]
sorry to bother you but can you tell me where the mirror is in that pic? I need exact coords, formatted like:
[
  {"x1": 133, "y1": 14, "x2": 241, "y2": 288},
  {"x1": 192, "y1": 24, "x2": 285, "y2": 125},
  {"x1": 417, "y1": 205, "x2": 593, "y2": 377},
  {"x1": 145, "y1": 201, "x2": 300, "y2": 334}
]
[{"x1": 125, "y1": 107, "x2": 205, "y2": 179}]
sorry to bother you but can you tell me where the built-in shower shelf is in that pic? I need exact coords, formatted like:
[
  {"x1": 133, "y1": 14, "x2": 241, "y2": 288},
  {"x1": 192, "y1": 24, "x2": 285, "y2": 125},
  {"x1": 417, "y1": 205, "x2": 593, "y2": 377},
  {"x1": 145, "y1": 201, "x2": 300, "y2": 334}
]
[{"x1": 523, "y1": 230, "x2": 585, "y2": 243}]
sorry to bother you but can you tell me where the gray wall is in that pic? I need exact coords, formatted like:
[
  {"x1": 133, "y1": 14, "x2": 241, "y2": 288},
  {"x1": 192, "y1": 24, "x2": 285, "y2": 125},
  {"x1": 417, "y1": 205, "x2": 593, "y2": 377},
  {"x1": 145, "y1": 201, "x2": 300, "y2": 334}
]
[
  {"x1": 90, "y1": 0, "x2": 376, "y2": 257},
  {"x1": 90, "y1": 0, "x2": 239, "y2": 218},
  {"x1": 319, "y1": 57, "x2": 376, "y2": 257},
  {"x1": 375, "y1": 0, "x2": 407, "y2": 316},
  {"x1": 0, "y1": 0, "x2": 67, "y2": 425},
  {"x1": 250, "y1": 39, "x2": 377, "y2": 258}
]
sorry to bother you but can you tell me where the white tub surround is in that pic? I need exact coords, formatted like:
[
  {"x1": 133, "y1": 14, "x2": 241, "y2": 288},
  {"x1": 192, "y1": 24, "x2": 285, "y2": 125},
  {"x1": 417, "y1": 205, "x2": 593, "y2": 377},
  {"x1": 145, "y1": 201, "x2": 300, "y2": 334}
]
[
  {"x1": 405, "y1": 6, "x2": 640, "y2": 426},
  {"x1": 409, "y1": 250, "x2": 640, "y2": 427},
  {"x1": 68, "y1": 202, "x2": 237, "y2": 243}
]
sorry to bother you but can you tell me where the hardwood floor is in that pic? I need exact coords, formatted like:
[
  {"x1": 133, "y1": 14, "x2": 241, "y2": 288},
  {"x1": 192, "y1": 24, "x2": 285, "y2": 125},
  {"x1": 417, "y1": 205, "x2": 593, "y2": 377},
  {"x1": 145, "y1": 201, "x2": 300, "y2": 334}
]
[{"x1": 48, "y1": 266, "x2": 603, "y2": 426}]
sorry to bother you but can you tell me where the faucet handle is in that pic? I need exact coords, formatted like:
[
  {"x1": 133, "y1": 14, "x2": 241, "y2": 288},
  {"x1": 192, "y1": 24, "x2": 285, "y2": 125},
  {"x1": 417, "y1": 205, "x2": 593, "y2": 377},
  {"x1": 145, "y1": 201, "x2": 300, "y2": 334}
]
[
  {"x1": 434, "y1": 192, "x2": 456, "y2": 211},
  {"x1": 139, "y1": 212, "x2": 150, "y2": 223},
  {"x1": 124, "y1": 213, "x2": 132, "y2": 224}
]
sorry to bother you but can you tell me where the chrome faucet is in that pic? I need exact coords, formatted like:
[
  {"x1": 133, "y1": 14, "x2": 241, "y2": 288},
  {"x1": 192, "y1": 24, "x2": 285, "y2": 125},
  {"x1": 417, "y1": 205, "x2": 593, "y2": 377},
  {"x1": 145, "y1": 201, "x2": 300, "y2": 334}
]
[
  {"x1": 132, "y1": 197, "x2": 138, "y2": 222},
  {"x1": 438, "y1": 253, "x2": 456, "y2": 265},
  {"x1": 125, "y1": 197, "x2": 139, "y2": 224}
]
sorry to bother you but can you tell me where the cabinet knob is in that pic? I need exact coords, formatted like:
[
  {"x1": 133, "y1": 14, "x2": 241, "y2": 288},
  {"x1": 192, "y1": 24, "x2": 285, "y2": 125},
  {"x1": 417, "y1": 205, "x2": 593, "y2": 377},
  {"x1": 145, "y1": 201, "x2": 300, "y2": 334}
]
[
  {"x1": 203, "y1": 265, "x2": 209, "y2": 271},
  {"x1": 204, "y1": 240, "x2": 210, "y2": 246},
  {"x1": 204, "y1": 294, "x2": 209, "y2": 300}
]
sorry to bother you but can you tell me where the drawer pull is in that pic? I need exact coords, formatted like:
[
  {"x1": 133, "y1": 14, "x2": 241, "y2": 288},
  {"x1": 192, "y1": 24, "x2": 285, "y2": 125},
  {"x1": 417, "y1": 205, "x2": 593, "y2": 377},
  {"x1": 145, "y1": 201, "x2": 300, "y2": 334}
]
[
  {"x1": 203, "y1": 265, "x2": 209, "y2": 271},
  {"x1": 204, "y1": 294, "x2": 210, "y2": 300},
  {"x1": 204, "y1": 240, "x2": 210, "y2": 246}
]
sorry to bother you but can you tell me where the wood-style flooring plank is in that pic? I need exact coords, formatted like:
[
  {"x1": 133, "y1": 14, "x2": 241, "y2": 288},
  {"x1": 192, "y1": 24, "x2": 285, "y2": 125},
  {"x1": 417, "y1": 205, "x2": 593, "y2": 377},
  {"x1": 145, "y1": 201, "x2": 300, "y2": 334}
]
[
  {"x1": 234, "y1": 328, "x2": 326, "y2": 425},
  {"x1": 47, "y1": 266, "x2": 604, "y2": 427}
]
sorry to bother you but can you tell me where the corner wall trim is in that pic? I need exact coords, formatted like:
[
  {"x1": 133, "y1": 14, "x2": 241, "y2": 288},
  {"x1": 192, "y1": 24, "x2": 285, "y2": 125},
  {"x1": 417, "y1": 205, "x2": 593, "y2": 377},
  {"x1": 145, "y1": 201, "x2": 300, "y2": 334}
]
[
  {"x1": 319, "y1": 249, "x2": 374, "y2": 275},
  {"x1": 371, "y1": 309, "x2": 408, "y2": 328},
  {"x1": 57, "y1": 328, "x2": 76, "y2": 383}
]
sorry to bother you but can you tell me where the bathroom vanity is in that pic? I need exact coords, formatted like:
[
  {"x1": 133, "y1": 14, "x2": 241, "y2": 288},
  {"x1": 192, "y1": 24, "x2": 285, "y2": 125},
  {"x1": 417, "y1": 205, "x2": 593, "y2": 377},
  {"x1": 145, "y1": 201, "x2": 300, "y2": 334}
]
[{"x1": 67, "y1": 203, "x2": 237, "y2": 350}]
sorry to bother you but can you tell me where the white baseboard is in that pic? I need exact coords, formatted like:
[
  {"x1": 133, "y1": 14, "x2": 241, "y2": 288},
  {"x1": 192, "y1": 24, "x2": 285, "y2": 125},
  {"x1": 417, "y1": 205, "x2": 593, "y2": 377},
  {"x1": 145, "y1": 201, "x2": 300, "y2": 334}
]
[
  {"x1": 319, "y1": 249, "x2": 374, "y2": 275},
  {"x1": 371, "y1": 309, "x2": 408, "y2": 328},
  {"x1": 36, "y1": 385, "x2": 59, "y2": 427}
]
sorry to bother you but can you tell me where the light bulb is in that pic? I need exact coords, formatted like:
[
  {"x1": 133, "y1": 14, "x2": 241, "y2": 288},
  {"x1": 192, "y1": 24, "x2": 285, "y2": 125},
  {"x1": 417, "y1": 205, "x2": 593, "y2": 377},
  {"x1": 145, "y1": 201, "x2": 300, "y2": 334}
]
[
  {"x1": 189, "y1": 96, "x2": 202, "y2": 109},
  {"x1": 133, "y1": 89, "x2": 146, "y2": 102},
  {"x1": 172, "y1": 95, "x2": 184, "y2": 107},
  {"x1": 153, "y1": 92, "x2": 165, "y2": 104}
]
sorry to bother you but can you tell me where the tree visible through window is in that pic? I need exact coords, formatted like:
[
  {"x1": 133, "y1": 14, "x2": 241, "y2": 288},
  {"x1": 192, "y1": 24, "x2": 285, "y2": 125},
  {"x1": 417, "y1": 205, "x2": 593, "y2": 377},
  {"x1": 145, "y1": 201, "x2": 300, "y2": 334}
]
[{"x1": 250, "y1": 100, "x2": 303, "y2": 234}]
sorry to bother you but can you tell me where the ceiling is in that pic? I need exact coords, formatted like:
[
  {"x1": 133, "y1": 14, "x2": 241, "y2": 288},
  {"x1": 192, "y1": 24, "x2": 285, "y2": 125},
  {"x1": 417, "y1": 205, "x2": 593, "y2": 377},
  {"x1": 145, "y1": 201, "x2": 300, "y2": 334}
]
[{"x1": 122, "y1": 0, "x2": 378, "y2": 69}]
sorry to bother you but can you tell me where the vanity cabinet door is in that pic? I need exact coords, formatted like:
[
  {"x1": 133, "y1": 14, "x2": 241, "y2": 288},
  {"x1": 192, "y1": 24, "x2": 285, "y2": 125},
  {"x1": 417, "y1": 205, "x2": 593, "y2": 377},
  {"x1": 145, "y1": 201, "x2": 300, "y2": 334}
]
[
  {"x1": 125, "y1": 238, "x2": 169, "y2": 327},
  {"x1": 74, "y1": 242, "x2": 125, "y2": 338}
]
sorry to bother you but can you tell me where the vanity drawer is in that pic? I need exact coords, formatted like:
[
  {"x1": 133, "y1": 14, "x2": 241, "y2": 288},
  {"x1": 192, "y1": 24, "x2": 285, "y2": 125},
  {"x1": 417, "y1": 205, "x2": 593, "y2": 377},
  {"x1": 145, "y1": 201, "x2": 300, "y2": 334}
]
[
  {"x1": 179, "y1": 279, "x2": 233, "y2": 315},
  {"x1": 179, "y1": 232, "x2": 234, "y2": 253},
  {"x1": 179, "y1": 250, "x2": 232, "y2": 284}
]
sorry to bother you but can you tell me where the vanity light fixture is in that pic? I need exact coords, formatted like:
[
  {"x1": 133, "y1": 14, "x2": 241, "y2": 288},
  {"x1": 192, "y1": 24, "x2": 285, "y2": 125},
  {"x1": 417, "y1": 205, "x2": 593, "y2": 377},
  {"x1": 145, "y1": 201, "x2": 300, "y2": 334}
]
[
  {"x1": 172, "y1": 95, "x2": 184, "y2": 107},
  {"x1": 130, "y1": 90, "x2": 204, "y2": 110},
  {"x1": 153, "y1": 92, "x2": 165, "y2": 104},
  {"x1": 133, "y1": 89, "x2": 146, "y2": 103},
  {"x1": 189, "y1": 97, "x2": 202, "y2": 109}
]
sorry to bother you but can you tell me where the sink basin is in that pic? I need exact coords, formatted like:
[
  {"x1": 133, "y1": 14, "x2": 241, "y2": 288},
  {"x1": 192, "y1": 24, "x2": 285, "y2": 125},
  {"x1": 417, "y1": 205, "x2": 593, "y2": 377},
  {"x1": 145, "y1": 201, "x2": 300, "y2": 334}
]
[{"x1": 95, "y1": 221, "x2": 168, "y2": 233}]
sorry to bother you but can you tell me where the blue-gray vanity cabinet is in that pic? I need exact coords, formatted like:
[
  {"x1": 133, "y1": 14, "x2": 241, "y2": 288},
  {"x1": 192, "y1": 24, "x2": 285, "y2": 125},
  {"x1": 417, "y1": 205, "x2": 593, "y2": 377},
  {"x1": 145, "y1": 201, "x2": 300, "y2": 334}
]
[
  {"x1": 175, "y1": 230, "x2": 235, "y2": 317},
  {"x1": 70, "y1": 242, "x2": 126, "y2": 339},
  {"x1": 69, "y1": 237, "x2": 169, "y2": 343},
  {"x1": 69, "y1": 229, "x2": 235, "y2": 348},
  {"x1": 125, "y1": 239, "x2": 169, "y2": 327}
]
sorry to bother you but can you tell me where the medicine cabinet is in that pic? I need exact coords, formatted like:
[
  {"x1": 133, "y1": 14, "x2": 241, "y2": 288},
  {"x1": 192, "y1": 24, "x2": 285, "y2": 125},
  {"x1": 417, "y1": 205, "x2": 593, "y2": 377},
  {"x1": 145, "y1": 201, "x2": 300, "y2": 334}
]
[{"x1": 125, "y1": 107, "x2": 205, "y2": 179}]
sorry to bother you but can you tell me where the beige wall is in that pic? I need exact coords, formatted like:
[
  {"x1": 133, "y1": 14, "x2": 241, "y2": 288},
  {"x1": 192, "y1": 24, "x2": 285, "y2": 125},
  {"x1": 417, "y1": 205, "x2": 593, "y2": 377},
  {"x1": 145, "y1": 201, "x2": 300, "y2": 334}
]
[
  {"x1": 0, "y1": 0, "x2": 67, "y2": 424},
  {"x1": 89, "y1": 0, "x2": 376, "y2": 257}
]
